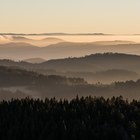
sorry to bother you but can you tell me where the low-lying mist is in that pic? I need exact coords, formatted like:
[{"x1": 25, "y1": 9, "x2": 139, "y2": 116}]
[{"x1": 0, "y1": 65, "x2": 140, "y2": 102}]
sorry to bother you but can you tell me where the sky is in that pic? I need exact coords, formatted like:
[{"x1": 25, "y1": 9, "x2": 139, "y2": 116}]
[{"x1": 0, "y1": 0, "x2": 140, "y2": 34}]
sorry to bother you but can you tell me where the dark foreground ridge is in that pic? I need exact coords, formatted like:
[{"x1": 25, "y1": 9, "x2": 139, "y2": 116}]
[{"x1": 0, "y1": 96, "x2": 139, "y2": 140}]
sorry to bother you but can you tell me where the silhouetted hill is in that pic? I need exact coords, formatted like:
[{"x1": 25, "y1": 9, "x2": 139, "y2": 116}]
[
  {"x1": 40, "y1": 59, "x2": 102, "y2": 72},
  {"x1": 33, "y1": 69, "x2": 139, "y2": 84},
  {"x1": 1, "y1": 65, "x2": 140, "y2": 101},
  {"x1": 1, "y1": 62, "x2": 138, "y2": 84},
  {"x1": 39, "y1": 53, "x2": 140, "y2": 72},
  {"x1": 0, "y1": 66, "x2": 86, "y2": 87},
  {"x1": 1, "y1": 53, "x2": 140, "y2": 73},
  {"x1": 77, "y1": 53, "x2": 140, "y2": 71},
  {"x1": 0, "y1": 58, "x2": 102, "y2": 72},
  {"x1": 0, "y1": 59, "x2": 35, "y2": 68},
  {"x1": 0, "y1": 57, "x2": 19, "y2": 62},
  {"x1": 22, "y1": 58, "x2": 46, "y2": 63}
]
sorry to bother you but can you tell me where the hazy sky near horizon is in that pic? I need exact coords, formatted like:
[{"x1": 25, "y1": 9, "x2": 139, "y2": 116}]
[{"x1": 0, "y1": 0, "x2": 140, "y2": 34}]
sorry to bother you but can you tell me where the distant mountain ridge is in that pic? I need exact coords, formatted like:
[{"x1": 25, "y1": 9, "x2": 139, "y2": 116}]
[
  {"x1": 92, "y1": 40, "x2": 135, "y2": 45},
  {"x1": 37, "y1": 41, "x2": 140, "y2": 60},
  {"x1": 0, "y1": 42, "x2": 37, "y2": 48},
  {"x1": 0, "y1": 33, "x2": 107, "y2": 35},
  {"x1": 0, "y1": 41, "x2": 140, "y2": 60},
  {"x1": 11, "y1": 36, "x2": 65, "y2": 47}
]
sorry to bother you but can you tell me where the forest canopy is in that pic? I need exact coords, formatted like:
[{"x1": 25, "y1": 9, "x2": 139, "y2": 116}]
[{"x1": 0, "y1": 96, "x2": 139, "y2": 140}]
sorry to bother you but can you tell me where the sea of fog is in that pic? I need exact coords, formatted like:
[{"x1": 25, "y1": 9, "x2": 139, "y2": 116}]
[
  {"x1": 0, "y1": 35, "x2": 140, "y2": 44},
  {"x1": 26, "y1": 35, "x2": 140, "y2": 43}
]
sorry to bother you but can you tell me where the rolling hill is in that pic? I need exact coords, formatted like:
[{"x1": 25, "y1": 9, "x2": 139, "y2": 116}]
[
  {"x1": 1, "y1": 53, "x2": 140, "y2": 73},
  {"x1": 22, "y1": 58, "x2": 46, "y2": 63}
]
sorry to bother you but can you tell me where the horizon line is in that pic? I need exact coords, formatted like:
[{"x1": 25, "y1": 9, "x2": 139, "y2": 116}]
[{"x1": 0, "y1": 33, "x2": 140, "y2": 36}]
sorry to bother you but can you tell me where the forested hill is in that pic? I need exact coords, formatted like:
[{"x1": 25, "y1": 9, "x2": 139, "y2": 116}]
[
  {"x1": 0, "y1": 59, "x2": 34, "y2": 69},
  {"x1": 0, "y1": 66, "x2": 86, "y2": 87},
  {"x1": 0, "y1": 59, "x2": 102, "y2": 72},
  {"x1": 40, "y1": 53, "x2": 140, "y2": 72},
  {"x1": 1, "y1": 53, "x2": 140, "y2": 72},
  {"x1": 115, "y1": 79, "x2": 140, "y2": 90},
  {"x1": 38, "y1": 53, "x2": 140, "y2": 72},
  {"x1": 33, "y1": 69, "x2": 140, "y2": 84},
  {"x1": 0, "y1": 96, "x2": 140, "y2": 139}
]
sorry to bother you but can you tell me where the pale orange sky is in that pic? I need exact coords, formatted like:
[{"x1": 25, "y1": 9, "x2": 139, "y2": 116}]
[{"x1": 0, "y1": 0, "x2": 140, "y2": 34}]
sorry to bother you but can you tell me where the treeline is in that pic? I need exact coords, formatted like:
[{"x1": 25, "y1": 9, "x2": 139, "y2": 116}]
[
  {"x1": 0, "y1": 66, "x2": 86, "y2": 87},
  {"x1": 115, "y1": 79, "x2": 140, "y2": 90},
  {"x1": 0, "y1": 90, "x2": 32, "y2": 101},
  {"x1": 33, "y1": 84, "x2": 112, "y2": 100},
  {"x1": 1, "y1": 96, "x2": 140, "y2": 139}
]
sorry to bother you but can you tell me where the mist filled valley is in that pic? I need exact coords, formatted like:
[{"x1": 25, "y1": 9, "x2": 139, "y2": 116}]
[
  {"x1": 1, "y1": 35, "x2": 140, "y2": 60},
  {"x1": 1, "y1": 35, "x2": 140, "y2": 100},
  {"x1": 1, "y1": 0, "x2": 140, "y2": 139},
  {"x1": 1, "y1": 35, "x2": 140, "y2": 139}
]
